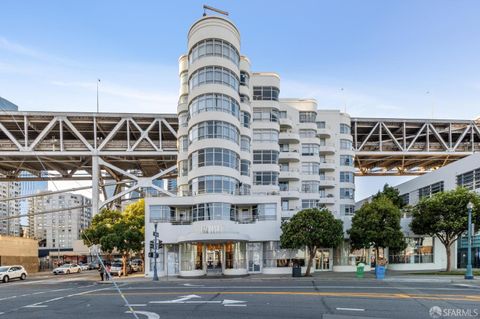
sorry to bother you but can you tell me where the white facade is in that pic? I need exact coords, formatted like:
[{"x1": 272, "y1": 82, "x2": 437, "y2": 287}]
[
  {"x1": 144, "y1": 15, "x2": 356, "y2": 277},
  {"x1": 28, "y1": 192, "x2": 92, "y2": 249},
  {"x1": 356, "y1": 153, "x2": 480, "y2": 271},
  {"x1": 0, "y1": 182, "x2": 21, "y2": 236}
]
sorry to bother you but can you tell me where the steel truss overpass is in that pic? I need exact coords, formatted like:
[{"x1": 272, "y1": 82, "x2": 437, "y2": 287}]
[
  {"x1": 352, "y1": 117, "x2": 480, "y2": 175},
  {"x1": 0, "y1": 111, "x2": 479, "y2": 214},
  {"x1": 0, "y1": 111, "x2": 178, "y2": 214}
]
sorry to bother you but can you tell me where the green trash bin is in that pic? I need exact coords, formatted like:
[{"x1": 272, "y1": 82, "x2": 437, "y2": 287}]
[{"x1": 356, "y1": 262, "x2": 365, "y2": 278}]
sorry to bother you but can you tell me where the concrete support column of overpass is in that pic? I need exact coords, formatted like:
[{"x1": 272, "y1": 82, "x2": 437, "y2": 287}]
[{"x1": 91, "y1": 154, "x2": 100, "y2": 215}]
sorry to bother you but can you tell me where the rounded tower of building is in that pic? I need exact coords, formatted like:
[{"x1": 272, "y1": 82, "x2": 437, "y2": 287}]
[{"x1": 175, "y1": 15, "x2": 254, "y2": 276}]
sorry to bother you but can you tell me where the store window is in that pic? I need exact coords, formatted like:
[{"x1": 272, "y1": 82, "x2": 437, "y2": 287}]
[{"x1": 389, "y1": 237, "x2": 434, "y2": 264}]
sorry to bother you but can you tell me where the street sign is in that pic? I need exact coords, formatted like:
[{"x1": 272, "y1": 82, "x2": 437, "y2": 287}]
[{"x1": 153, "y1": 231, "x2": 159, "y2": 237}]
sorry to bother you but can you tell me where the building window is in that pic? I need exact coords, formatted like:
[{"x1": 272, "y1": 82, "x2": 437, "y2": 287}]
[
  {"x1": 188, "y1": 121, "x2": 239, "y2": 145},
  {"x1": 263, "y1": 241, "x2": 305, "y2": 268},
  {"x1": 302, "y1": 199, "x2": 320, "y2": 209},
  {"x1": 253, "y1": 86, "x2": 280, "y2": 101},
  {"x1": 241, "y1": 111, "x2": 251, "y2": 128},
  {"x1": 253, "y1": 109, "x2": 279, "y2": 122},
  {"x1": 389, "y1": 237, "x2": 434, "y2": 264},
  {"x1": 150, "y1": 205, "x2": 175, "y2": 222},
  {"x1": 253, "y1": 129, "x2": 279, "y2": 143},
  {"x1": 340, "y1": 139, "x2": 353, "y2": 150},
  {"x1": 457, "y1": 168, "x2": 480, "y2": 190},
  {"x1": 301, "y1": 144, "x2": 319, "y2": 156},
  {"x1": 255, "y1": 204, "x2": 277, "y2": 220},
  {"x1": 188, "y1": 93, "x2": 240, "y2": 120},
  {"x1": 317, "y1": 121, "x2": 326, "y2": 129},
  {"x1": 188, "y1": 148, "x2": 239, "y2": 171},
  {"x1": 299, "y1": 129, "x2": 316, "y2": 138},
  {"x1": 340, "y1": 155, "x2": 354, "y2": 166},
  {"x1": 253, "y1": 171, "x2": 279, "y2": 185},
  {"x1": 279, "y1": 111, "x2": 287, "y2": 119},
  {"x1": 189, "y1": 38, "x2": 240, "y2": 65},
  {"x1": 279, "y1": 181, "x2": 289, "y2": 191},
  {"x1": 189, "y1": 66, "x2": 239, "y2": 91},
  {"x1": 340, "y1": 123, "x2": 351, "y2": 134},
  {"x1": 253, "y1": 150, "x2": 279, "y2": 164},
  {"x1": 240, "y1": 71, "x2": 249, "y2": 87},
  {"x1": 189, "y1": 175, "x2": 240, "y2": 195},
  {"x1": 418, "y1": 181, "x2": 444, "y2": 199},
  {"x1": 178, "y1": 160, "x2": 188, "y2": 177},
  {"x1": 339, "y1": 171, "x2": 354, "y2": 183},
  {"x1": 178, "y1": 136, "x2": 188, "y2": 152},
  {"x1": 299, "y1": 112, "x2": 317, "y2": 123},
  {"x1": 178, "y1": 112, "x2": 188, "y2": 128},
  {"x1": 192, "y1": 203, "x2": 236, "y2": 222},
  {"x1": 340, "y1": 188, "x2": 355, "y2": 199},
  {"x1": 240, "y1": 160, "x2": 251, "y2": 176},
  {"x1": 302, "y1": 162, "x2": 320, "y2": 175},
  {"x1": 302, "y1": 181, "x2": 320, "y2": 193},
  {"x1": 240, "y1": 136, "x2": 251, "y2": 152},
  {"x1": 400, "y1": 193, "x2": 410, "y2": 206},
  {"x1": 240, "y1": 94, "x2": 250, "y2": 104},
  {"x1": 341, "y1": 204, "x2": 355, "y2": 216}
]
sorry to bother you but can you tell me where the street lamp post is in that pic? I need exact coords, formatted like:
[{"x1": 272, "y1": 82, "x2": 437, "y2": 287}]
[
  {"x1": 153, "y1": 222, "x2": 159, "y2": 281},
  {"x1": 465, "y1": 202, "x2": 474, "y2": 280}
]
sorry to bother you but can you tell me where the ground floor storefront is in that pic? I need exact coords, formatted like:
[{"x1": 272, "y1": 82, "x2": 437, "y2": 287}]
[{"x1": 146, "y1": 241, "x2": 337, "y2": 277}]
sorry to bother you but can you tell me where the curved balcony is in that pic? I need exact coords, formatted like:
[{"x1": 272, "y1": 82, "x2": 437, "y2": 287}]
[
  {"x1": 319, "y1": 177, "x2": 336, "y2": 188},
  {"x1": 319, "y1": 160, "x2": 336, "y2": 171},
  {"x1": 281, "y1": 209, "x2": 298, "y2": 219},
  {"x1": 319, "y1": 143, "x2": 336, "y2": 154},
  {"x1": 279, "y1": 117, "x2": 294, "y2": 129},
  {"x1": 279, "y1": 169, "x2": 301, "y2": 180},
  {"x1": 317, "y1": 128, "x2": 332, "y2": 138},
  {"x1": 279, "y1": 131, "x2": 300, "y2": 143},
  {"x1": 279, "y1": 151, "x2": 300, "y2": 163},
  {"x1": 319, "y1": 196, "x2": 336, "y2": 205},
  {"x1": 279, "y1": 189, "x2": 301, "y2": 199}
]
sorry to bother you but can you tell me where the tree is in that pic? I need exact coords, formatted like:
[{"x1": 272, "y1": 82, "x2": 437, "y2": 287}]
[
  {"x1": 372, "y1": 183, "x2": 405, "y2": 209},
  {"x1": 82, "y1": 199, "x2": 145, "y2": 276},
  {"x1": 410, "y1": 187, "x2": 480, "y2": 271},
  {"x1": 280, "y1": 208, "x2": 343, "y2": 276},
  {"x1": 348, "y1": 196, "x2": 407, "y2": 262}
]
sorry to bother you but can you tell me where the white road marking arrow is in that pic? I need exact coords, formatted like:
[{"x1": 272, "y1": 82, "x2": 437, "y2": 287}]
[
  {"x1": 149, "y1": 295, "x2": 247, "y2": 307},
  {"x1": 149, "y1": 295, "x2": 201, "y2": 304},
  {"x1": 182, "y1": 283, "x2": 204, "y2": 287},
  {"x1": 125, "y1": 311, "x2": 160, "y2": 319}
]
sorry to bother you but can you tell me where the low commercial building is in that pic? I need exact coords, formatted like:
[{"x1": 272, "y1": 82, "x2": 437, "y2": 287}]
[
  {"x1": 0, "y1": 235, "x2": 39, "y2": 273},
  {"x1": 357, "y1": 153, "x2": 480, "y2": 271}
]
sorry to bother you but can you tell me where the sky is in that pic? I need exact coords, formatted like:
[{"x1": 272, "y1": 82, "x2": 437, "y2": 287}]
[{"x1": 1, "y1": 0, "x2": 480, "y2": 200}]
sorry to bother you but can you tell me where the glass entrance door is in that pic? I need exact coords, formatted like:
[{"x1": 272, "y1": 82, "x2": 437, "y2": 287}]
[
  {"x1": 206, "y1": 244, "x2": 223, "y2": 274},
  {"x1": 315, "y1": 249, "x2": 331, "y2": 271},
  {"x1": 247, "y1": 243, "x2": 262, "y2": 273}
]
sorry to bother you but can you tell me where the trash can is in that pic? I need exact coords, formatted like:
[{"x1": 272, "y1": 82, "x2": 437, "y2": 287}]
[
  {"x1": 292, "y1": 265, "x2": 302, "y2": 277},
  {"x1": 375, "y1": 265, "x2": 386, "y2": 279},
  {"x1": 356, "y1": 262, "x2": 365, "y2": 278}
]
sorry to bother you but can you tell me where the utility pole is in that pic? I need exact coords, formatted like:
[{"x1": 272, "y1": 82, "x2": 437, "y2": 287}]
[
  {"x1": 96, "y1": 79, "x2": 101, "y2": 113},
  {"x1": 153, "y1": 222, "x2": 159, "y2": 281}
]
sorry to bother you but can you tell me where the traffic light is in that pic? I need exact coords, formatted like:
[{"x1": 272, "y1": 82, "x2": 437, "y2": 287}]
[
  {"x1": 148, "y1": 252, "x2": 159, "y2": 258},
  {"x1": 149, "y1": 240, "x2": 154, "y2": 250},
  {"x1": 158, "y1": 240, "x2": 163, "y2": 249}
]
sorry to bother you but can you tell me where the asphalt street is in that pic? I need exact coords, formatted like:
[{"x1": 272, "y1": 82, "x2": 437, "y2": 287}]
[{"x1": 0, "y1": 271, "x2": 479, "y2": 319}]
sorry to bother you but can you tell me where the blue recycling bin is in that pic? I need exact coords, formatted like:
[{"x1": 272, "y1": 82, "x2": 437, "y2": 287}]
[{"x1": 375, "y1": 265, "x2": 386, "y2": 279}]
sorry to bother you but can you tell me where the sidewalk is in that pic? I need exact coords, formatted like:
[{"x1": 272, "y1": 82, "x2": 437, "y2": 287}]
[{"x1": 113, "y1": 270, "x2": 480, "y2": 285}]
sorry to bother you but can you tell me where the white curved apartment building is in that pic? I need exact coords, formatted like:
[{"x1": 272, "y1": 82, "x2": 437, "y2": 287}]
[{"x1": 145, "y1": 14, "x2": 356, "y2": 277}]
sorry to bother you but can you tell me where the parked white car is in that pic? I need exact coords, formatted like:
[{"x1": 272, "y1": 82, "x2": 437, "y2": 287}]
[
  {"x1": 0, "y1": 265, "x2": 28, "y2": 283},
  {"x1": 52, "y1": 264, "x2": 81, "y2": 275},
  {"x1": 78, "y1": 263, "x2": 89, "y2": 271}
]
